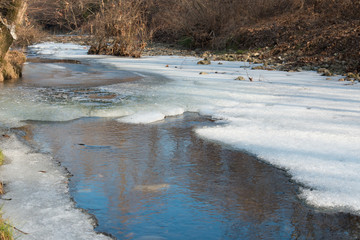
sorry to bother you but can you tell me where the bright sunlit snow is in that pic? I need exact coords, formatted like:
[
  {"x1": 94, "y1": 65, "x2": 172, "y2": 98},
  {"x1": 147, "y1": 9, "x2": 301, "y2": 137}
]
[{"x1": 1, "y1": 42, "x2": 360, "y2": 236}]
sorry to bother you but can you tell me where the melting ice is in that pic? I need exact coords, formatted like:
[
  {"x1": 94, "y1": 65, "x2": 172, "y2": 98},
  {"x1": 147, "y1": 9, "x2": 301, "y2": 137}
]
[
  {"x1": 31, "y1": 43, "x2": 360, "y2": 214},
  {"x1": 1, "y1": 42, "x2": 360, "y2": 239}
]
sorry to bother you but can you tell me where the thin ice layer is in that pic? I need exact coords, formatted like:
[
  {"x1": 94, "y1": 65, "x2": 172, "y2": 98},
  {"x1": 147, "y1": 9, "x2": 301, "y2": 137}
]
[
  {"x1": 0, "y1": 134, "x2": 111, "y2": 240},
  {"x1": 21, "y1": 43, "x2": 360, "y2": 214}
]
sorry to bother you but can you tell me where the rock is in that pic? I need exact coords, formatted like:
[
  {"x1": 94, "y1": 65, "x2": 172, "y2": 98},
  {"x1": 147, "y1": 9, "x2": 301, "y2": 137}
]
[
  {"x1": 218, "y1": 62, "x2": 223, "y2": 65},
  {"x1": 317, "y1": 68, "x2": 326, "y2": 73},
  {"x1": 323, "y1": 70, "x2": 333, "y2": 76},
  {"x1": 347, "y1": 72, "x2": 359, "y2": 80},
  {"x1": 317, "y1": 68, "x2": 333, "y2": 76},
  {"x1": 165, "y1": 65, "x2": 169, "y2": 67},
  {"x1": 326, "y1": 78, "x2": 332, "y2": 80},
  {"x1": 197, "y1": 58, "x2": 211, "y2": 65},
  {"x1": 199, "y1": 72, "x2": 208, "y2": 75},
  {"x1": 235, "y1": 76, "x2": 246, "y2": 81},
  {"x1": 202, "y1": 51, "x2": 211, "y2": 58},
  {"x1": 252, "y1": 65, "x2": 265, "y2": 70},
  {"x1": 317, "y1": 68, "x2": 334, "y2": 77},
  {"x1": 338, "y1": 78, "x2": 345, "y2": 81}
]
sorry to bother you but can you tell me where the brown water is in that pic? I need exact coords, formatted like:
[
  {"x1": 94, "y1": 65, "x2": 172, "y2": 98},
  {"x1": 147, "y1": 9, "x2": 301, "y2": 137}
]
[{"x1": 23, "y1": 114, "x2": 360, "y2": 240}]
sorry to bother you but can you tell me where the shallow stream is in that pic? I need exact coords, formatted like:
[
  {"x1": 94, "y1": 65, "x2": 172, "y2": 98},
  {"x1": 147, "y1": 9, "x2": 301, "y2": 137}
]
[{"x1": 1, "y1": 47, "x2": 360, "y2": 239}]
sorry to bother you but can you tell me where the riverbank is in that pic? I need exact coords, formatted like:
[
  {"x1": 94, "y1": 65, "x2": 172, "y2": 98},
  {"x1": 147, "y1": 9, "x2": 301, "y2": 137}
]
[{"x1": 39, "y1": 32, "x2": 360, "y2": 84}]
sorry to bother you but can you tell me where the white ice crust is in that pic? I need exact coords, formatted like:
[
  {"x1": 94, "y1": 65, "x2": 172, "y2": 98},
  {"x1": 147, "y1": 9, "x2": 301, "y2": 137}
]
[
  {"x1": 0, "y1": 135, "x2": 110, "y2": 240},
  {"x1": 1, "y1": 42, "x2": 360, "y2": 236}
]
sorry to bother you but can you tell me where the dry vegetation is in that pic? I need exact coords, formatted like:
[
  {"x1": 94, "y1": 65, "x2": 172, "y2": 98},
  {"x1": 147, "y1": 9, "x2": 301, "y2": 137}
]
[
  {"x1": 0, "y1": 151, "x2": 13, "y2": 240},
  {"x1": 21, "y1": 0, "x2": 360, "y2": 71},
  {"x1": 0, "y1": 213, "x2": 13, "y2": 240},
  {"x1": 0, "y1": 150, "x2": 3, "y2": 197},
  {"x1": 0, "y1": 0, "x2": 27, "y2": 82},
  {"x1": 87, "y1": 0, "x2": 150, "y2": 57},
  {"x1": 1, "y1": 51, "x2": 26, "y2": 81}
]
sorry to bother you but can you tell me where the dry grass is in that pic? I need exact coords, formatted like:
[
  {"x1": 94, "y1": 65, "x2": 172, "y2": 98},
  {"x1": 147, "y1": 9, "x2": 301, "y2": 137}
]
[
  {"x1": 1, "y1": 51, "x2": 26, "y2": 81},
  {"x1": 0, "y1": 152, "x2": 10, "y2": 240},
  {"x1": 14, "y1": 22, "x2": 45, "y2": 48},
  {"x1": 87, "y1": 0, "x2": 151, "y2": 57},
  {"x1": 0, "y1": 150, "x2": 4, "y2": 166},
  {"x1": 0, "y1": 210, "x2": 13, "y2": 240},
  {"x1": 150, "y1": 0, "x2": 301, "y2": 48},
  {"x1": 25, "y1": 0, "x2": 360, "y2": 63},
  {"x1": 27, "y1": 0, "x2": 101, "y2": 31},
  {"x1": 150, "y1": 0, "x2": 360, "y2": 49},
  {"x1": 0, "y1": 150, "x2": 4, "y2": 195}
]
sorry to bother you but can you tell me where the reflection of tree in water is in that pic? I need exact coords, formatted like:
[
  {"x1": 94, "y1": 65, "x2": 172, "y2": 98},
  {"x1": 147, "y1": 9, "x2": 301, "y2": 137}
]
[{"x1": 31, "y1": 114, "x2": 360, "y2": 239}]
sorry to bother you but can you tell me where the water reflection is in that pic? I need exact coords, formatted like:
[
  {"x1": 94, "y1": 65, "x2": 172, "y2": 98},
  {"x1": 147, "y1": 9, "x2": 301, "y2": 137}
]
[{"x1": 28, "y1": 114, "x2": 360, "y2": 239}]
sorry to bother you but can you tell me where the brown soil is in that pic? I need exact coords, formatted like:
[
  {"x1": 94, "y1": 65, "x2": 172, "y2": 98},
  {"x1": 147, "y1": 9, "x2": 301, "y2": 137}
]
[
  {"x1": 41, "y1": 18, "x2": 360, "y2": 80},
  {"x1": 233, "y1": 12, "x2": 360, "y2": 75}
]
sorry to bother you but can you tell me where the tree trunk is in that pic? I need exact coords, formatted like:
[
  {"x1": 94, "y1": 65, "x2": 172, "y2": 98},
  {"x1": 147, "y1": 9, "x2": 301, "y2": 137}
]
[{"x1": 0, "y1": 0, "x2": 25, "y2": 81}]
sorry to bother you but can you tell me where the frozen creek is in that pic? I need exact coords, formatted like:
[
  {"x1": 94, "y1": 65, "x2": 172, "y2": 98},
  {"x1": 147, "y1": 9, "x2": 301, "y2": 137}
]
[{"x1": 0, "y1": 42, "x2": 360, "y2": 239}]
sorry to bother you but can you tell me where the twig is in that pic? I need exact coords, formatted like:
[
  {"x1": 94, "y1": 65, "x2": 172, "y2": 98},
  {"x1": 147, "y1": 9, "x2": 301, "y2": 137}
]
[
  {"x1": 5, "y1": 223, "x2": 29, "y2": 235},
  {"x1": 243, "y1": 60, "x2": 253, "y2": 81},
  {"x1": 0, "y1": 197, "x2": 12, "y2": 201}
]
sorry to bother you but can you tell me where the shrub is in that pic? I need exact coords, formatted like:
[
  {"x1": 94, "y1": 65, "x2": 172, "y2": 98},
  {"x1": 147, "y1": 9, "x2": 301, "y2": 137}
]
[
  {"x1": 87, "y1": 0, "x2": 151, "y2": 57},
  {"x1": 1, "y1": 51, "x2": 26, "y2": 81},
  {"x1": 27, "y1": 0, "x2": 101, "y2": 31},
  {"x1": 14, "y1": 22, "x2": 45, "y2": 48}
]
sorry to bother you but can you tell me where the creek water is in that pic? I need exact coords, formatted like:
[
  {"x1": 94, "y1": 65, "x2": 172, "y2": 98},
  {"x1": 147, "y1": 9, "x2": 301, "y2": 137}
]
[{"x1": 3, "y1": 57, "x2": 360, "y2": 239}]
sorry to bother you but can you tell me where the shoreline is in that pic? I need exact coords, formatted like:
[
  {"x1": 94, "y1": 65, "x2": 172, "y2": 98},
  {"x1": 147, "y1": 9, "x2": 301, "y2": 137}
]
[
  {"x1": 38, "y1": 34, "x2": 360, "y2": 83},
  {"x1": 0, "y1": 126, "x2": 112, "y2": 240}
]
